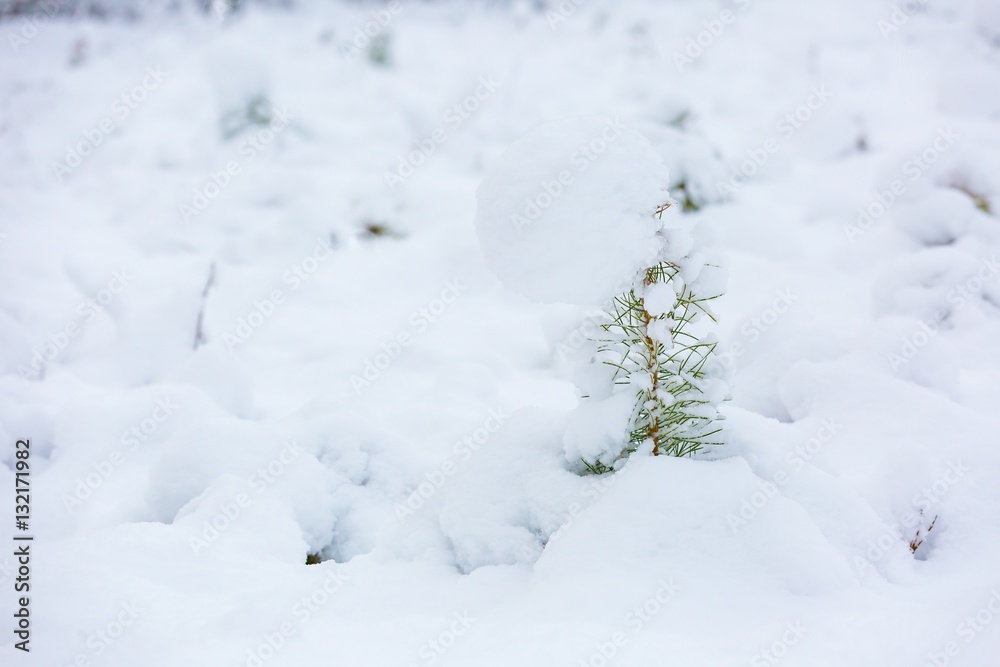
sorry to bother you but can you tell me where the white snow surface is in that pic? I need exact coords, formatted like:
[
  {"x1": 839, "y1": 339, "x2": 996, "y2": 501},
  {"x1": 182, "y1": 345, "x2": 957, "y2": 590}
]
[{"x1": 1, "y1": 1, "x2": 1000, "y2": 666}]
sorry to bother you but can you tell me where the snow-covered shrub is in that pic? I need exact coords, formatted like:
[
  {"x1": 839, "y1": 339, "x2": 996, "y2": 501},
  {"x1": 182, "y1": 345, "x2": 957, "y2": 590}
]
[
  {"x1": 475, "y1": 116, "x2": 729, "y2": 475},
  {"x1": 564, "y1": 203, "x2": 730, "y2": 473}
]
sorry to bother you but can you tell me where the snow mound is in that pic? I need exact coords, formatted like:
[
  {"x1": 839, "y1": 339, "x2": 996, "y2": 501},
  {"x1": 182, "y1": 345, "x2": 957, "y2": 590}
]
[{"x1": 474, "y1": 116, "x2": 670, "y2": 306}]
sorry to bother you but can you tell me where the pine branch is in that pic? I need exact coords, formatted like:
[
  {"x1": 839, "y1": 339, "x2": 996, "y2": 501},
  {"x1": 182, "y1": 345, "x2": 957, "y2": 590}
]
[{"x1": 577, "y1": 204, "x2": 727, "y2": 472}]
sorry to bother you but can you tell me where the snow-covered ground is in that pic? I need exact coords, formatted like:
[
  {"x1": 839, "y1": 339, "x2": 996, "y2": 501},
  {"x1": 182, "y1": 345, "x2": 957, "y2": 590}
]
[{"x1": 2, "y1": 0, "x2": 1000, "y2": 665}]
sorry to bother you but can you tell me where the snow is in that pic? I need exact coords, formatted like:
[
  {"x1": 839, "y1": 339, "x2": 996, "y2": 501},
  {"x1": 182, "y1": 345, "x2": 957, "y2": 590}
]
[
  {"x1": 642, "y1": 282, "x2": 676, "y2": 317},
  {"x1": 562, "y1": 390, "x2": 635, "y2": 467},
  {"x1": 474, "y1": 116, "x2": 669, "y2": 306},
  {"x1": 645, "y1": 317, "x2": 673, "y2": 347},
  {"x1": 2, "y1": 0, "x2": 1000, "y2": 666}
]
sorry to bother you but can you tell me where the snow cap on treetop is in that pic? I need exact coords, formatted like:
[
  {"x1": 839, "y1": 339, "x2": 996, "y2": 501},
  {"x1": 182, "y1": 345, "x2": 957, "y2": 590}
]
[{"x1": 474, "y1": 116, "x2": 671, "y2": 306}]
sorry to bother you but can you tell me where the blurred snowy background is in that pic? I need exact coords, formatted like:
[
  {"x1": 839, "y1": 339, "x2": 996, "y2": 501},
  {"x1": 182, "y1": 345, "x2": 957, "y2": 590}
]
[{"x1": 2, "y1": 0, "x2": 1000, "y2": 665}]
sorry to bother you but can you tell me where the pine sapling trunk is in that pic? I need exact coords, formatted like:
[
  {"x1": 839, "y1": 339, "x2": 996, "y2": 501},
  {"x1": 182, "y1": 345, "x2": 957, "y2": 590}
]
[{"x1": 641, "y1": 276, "x2": 663, "y2": 456}]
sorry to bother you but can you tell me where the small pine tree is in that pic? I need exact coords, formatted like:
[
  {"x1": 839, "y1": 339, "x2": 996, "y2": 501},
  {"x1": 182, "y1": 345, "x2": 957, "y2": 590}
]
[{"x1": 568, "y1": 202, "x2": 729, "y2": 474}]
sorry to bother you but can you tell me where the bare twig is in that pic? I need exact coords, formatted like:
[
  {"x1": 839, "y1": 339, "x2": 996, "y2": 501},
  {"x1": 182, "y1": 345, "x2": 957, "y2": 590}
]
[
  {"x1": 909, "y1": 514, "x2": 938, "y2": 554},
  {"x1": 193, "y1": 262, "x2": 217, "y2": 350}
]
